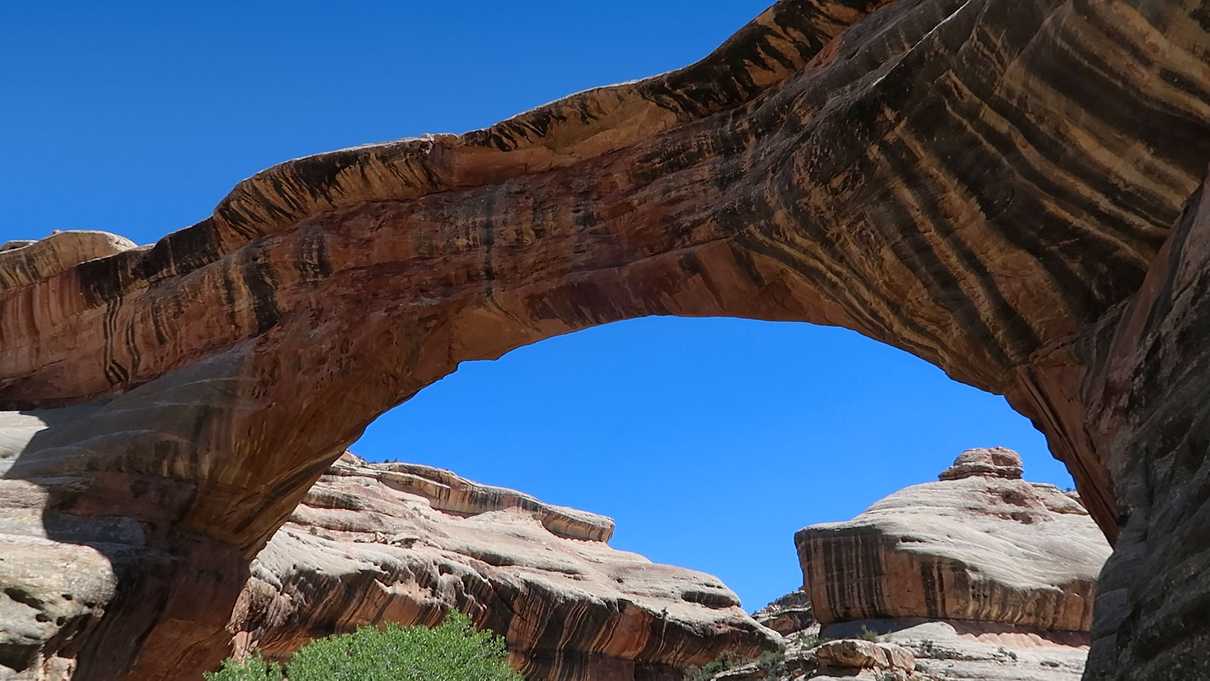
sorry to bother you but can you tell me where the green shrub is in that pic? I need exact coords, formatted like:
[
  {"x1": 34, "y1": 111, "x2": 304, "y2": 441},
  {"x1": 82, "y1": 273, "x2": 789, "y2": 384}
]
[
  {"x1": 205, "y1": 612, "x2": 522, "y2": 681},
  {"x1": 795, "y1": 631, "x2": 821, "y2": 649},
  {"x1": 204, "y1": 655, "x2": 283, "y2": 681},
  {"x1": 858, "y1": 625, "x2": 880, "y2": 642},
  {"x1": 686, "y1": 654, "x2": 739, "y2": 681},
  {"x1": 756, "y1": 648, "x2": 785, "y2": 673}
]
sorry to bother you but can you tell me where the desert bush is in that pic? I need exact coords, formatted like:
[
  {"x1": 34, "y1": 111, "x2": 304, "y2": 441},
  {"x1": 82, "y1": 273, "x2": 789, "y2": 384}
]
[
  {"x1": 204, "y1": 655, "x2": 283, "y2": 681},
  {"x1": 687, "y1": 654, "x2": 742, "y2": 681},
  {"x1": 204, "y1": 612, "x2": 521, "y2": 681}
]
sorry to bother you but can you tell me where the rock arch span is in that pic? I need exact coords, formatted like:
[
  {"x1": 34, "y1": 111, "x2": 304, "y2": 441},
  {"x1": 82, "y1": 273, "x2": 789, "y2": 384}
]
[{"x1": 0, "y1": 0, "x2": 1207, "y2": 679}]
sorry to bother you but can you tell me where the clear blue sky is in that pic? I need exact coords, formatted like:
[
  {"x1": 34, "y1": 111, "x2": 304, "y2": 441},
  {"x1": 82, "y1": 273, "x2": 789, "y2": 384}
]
[{"x1": 2, "y1": 1, "x2": 1074, "y2": 610}]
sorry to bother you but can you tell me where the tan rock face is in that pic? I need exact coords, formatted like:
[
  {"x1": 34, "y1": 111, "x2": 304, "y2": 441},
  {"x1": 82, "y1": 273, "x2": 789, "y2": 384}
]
[
  {"x1": 0, "y1": 0, "x2": 1207, "y2": 679},
  {"x1": 938, "y1": 447, "x2": 1024, "y2": 481},
  {"x1": 814, "y1": 639, "x2": 914, "y2": 674},
  {"x1": 753, "y1": 589, "x2": 815, "y2": 637},
  {"x1": 796, "y1": 450, "x2": 1110, "y2": 631},
  {"x1": 229, "y1": 454, "x2": 777, "y2": 681}
]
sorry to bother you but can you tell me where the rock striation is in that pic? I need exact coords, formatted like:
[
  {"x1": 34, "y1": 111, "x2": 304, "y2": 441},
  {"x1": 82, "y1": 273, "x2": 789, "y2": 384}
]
[
  {"x1": 229, "y1": 453, "x2": 778, "y2": 681},
  {"x1": 709, "y1": 453, "x2": 1108, "y2": 681},
  {"x1": 796, "y1": 448, "x2": 1110, "y2": 631},
  {"x1": 0, "y1": 231, "x2": 136, "y2": 290},
  {"x1": 937, "y1": 446, "x2": 1024, "y2": 481},
  {"x1": 0, "y1": 0, "x2": 1207, "y2": 679}
]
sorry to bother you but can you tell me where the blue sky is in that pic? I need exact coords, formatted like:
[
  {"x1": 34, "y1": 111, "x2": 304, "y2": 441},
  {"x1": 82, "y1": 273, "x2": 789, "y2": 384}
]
[{"x1": 2, "y1": 2, "x2": 1073, "y2": 610}]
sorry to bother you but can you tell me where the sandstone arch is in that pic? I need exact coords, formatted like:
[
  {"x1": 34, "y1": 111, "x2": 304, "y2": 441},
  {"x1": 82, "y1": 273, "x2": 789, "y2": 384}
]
[{"x1": 0, "y1": 0, "x2": 1207, "y2": 679}]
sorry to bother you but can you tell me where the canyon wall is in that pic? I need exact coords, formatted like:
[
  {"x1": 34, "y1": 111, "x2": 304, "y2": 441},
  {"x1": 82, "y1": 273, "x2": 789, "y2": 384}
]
[{"x1": 0, "y1": 0, "x2": 1207, "y2": 679}]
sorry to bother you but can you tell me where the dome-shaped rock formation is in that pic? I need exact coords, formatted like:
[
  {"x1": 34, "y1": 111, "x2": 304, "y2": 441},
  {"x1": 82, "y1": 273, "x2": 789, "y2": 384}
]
[{"x1": 795, "y1": 448, "x2": 1110, "y2": 631}]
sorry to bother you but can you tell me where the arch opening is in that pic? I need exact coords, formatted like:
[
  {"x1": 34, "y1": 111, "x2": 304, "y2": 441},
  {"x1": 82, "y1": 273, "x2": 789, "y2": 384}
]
[
  {"x1": 350, "y1": 315, "x2": 1077, "y2": 610},
  {"x1": 0, "y1": 0, "x2": 1205, "y2": 678}
]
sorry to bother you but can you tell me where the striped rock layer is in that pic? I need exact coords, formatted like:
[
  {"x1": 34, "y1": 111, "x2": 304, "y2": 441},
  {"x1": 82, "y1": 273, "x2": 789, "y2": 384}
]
[
  {"x1": 795, "y1": 449, "x2": 1111, "y2": 631},
  {"x1": 230, "y1": 454, "x2": 776, "y2": 681},
  {"x1": 0, "y1": 0, "x2": 1207, "y2": 680}
]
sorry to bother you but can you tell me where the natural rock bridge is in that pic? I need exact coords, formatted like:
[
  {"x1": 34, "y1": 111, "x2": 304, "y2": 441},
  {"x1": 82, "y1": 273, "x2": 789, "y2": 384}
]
[{"x1": 0, "y1": 0, "x2": 1207, "y2": 679}]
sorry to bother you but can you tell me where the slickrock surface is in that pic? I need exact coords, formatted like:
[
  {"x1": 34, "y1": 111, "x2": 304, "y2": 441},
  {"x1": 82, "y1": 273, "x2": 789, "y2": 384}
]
[
  {"x1": 796, "y1": 449, "x2": 1110, "y2": 631},
  {"x1": 0, "y1": 0, "x2": 1208, "y2": 679},
  {"x1": 229, "y1": 454, "x2": 778, "y2": 681},
  {"x1": 711, "y1": 619, "x2": 1090, "y2": 681},
  {"x1": 880, "y1": 620, "x2": 1090, "y2": 681}
]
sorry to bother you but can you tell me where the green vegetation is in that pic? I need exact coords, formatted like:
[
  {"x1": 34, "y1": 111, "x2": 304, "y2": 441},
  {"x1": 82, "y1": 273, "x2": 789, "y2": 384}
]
[
  {"x1": 755, "y1": 648, "x2": 785, "y2": 675},
  {"x1": 859, "y1": 625, "x2": 881, "y2": 642},
  {"x1": 795, "y1": 631, "x2": 821, "y2": 648},
  {"x1": 204, "y1": 612, "x2": 522, "y2": 681},
  {"x1": 205, "y1": 656, "x2": 282, "y2": 681},
  {"x1": 686, "y1": 648, "x2": 789, "y2": 681},
  {"x1": 687, "y1": 656, "x2": 736, "y2": 681}
]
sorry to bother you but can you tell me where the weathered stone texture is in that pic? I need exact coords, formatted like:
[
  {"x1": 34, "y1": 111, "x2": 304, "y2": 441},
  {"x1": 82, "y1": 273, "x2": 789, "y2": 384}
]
[
  {"x1": 796, "y1": 449, "x2": 1110, "y2": 631},
  {"x1": 0, "y1": 0, "x2": 1207, "y2": 679},
  {"x1": 229, "y1": 454, "x2": 777, "y2": 681}
]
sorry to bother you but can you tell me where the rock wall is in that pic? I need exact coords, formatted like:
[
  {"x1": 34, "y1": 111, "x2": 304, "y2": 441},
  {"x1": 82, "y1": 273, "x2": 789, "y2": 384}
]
[
  {"x1": 0, "y1": 0, "x2": 1207, "y2": 679},
  {"x1": 228, "y1": 454, "x2": 777, "y2": 681},
  {"x1": 1071, "y1": 169, "x2": 1210, "y2": 680},
  {"x1": 796, "y1": 448, "x2": 1110, "y2": 631}
]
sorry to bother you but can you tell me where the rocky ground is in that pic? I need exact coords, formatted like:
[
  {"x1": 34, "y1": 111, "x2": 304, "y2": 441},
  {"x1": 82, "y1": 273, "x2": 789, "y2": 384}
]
[{"x1": 709, "y1": 620, "x2": 1090, "y2": 681}]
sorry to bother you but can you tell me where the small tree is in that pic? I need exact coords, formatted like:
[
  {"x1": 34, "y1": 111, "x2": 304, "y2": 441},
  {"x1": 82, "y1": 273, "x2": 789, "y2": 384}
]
[{"x1": 205, "y1": 612, "x2": 522, "y2": 681}]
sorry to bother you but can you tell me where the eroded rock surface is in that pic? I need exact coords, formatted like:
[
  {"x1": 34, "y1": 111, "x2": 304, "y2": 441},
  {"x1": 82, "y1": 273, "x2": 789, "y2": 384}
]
[
  {"x1": 0, "y1": 0, "x2": 1207, "y2": 679},
  {"x1": 707, "y1": 453, "x2": 1105, "y2": 681},
  {"x1": 937, "y1": 446, "x2": 1024, "y2": 481},
  {"x1": 753, "y1": 589, "x2": 815, "y2": 637},
  {"x1": 0, "y1": 231, "x2": 136, "y2": 291},
  {"x1": 229, "y1": 454, "x2": 778, "y2": 681},
  {"x1": 796, "y1": 449, "x2": 1109, "y2": 631},
  {"x1": 711, "y1": 619, "x2": 1090, "y2": 681}
]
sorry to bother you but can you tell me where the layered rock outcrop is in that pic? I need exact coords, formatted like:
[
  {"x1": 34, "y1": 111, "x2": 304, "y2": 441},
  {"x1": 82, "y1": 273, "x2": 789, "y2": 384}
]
[
  {"x1": 0, "y1": 231, "x2": 136, "y2": 290},
  {"x1": 229, "y1": 453, "x2": 777, "y2": 681},
  {"x1": 752, "y1": 589, "x2": 815, "y2": 637},
  {"x1": 796, "y1": 448, "x2": 1110, "y2": 631},
  {"x1": 0, "y1": 0, "x2": 1207, "y2": 679},
  {"x1": 706, "y1": 451, "x2": 1108, "y2": 681},
  {"x1": 712, "y1": 618, "x2": 1094, "y2": 681}
]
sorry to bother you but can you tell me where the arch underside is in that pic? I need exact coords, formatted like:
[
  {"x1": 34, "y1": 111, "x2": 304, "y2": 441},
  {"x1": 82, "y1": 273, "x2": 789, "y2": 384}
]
[{"x1": 0, "y1": 0, "x2": 1208, "y2": 679}]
